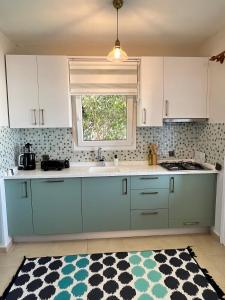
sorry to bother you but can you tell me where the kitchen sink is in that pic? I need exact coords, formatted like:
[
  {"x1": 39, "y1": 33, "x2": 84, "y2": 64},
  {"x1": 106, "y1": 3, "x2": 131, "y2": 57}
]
[{"x1": 88, "y1": 166, "x2": 120, "y2": 173}]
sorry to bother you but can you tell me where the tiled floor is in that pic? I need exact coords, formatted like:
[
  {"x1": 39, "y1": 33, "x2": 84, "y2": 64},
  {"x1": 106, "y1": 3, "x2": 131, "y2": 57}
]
[{"x1": 0, "y1": 233, "x2": 225, "y2": 296}]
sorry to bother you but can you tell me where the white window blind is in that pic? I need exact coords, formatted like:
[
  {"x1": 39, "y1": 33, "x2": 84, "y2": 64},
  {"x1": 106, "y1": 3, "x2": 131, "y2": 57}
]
[{"x1": 69, "y1": 59, "x2": 138, "y2": 95}]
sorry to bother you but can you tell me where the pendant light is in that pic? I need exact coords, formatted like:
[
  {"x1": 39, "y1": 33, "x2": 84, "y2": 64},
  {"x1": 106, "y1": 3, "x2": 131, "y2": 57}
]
[{"x1": 107, "y1": 0, "x2": 128, "y2": 62}]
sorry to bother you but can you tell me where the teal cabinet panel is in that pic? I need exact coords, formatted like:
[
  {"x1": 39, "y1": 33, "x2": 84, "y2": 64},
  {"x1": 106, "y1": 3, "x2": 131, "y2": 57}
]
[
  {"x1": 131, "y1": 209, "x2": 169, "y2": 230},
  {"x1": 82, "y1": 177, "x2": 130, "y2": 232},
  {"x1": 131, "y1": 189, "x2": 169, "y2": 210},
  {"x1": 131, "y1": 176, "x2": 169, "y2": 190},
  {"x1": 5, "y1": 180, "x2": 33, "y2": 236},
  {"x1": 169, "y1": 174, "x2": 217, "y2": 228},
  {"x1": 31, "y1": 178, "x2": 82, "y2": 234}
]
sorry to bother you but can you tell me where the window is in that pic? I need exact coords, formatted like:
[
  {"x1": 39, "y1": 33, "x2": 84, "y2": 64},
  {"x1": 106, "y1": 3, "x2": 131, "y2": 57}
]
[
  {"x1": 73, "y1": 95, "x2": 136, "y2": 150},
  {"x1": 69, "y1": 58, "x2": 138, "y2": 150}
]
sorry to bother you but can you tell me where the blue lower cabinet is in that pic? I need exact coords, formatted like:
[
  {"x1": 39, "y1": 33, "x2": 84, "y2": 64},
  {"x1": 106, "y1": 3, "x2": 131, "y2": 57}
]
[
  {"x1": 5, "y1": 180, "x2": 33, "y2": 236},
  {"x1": 82, "y1": 177, "x2": 130, "y2": 232},
  {"x1": 169, "y1": 174, "x2": 217, "y2": 228},
  {"x1": 131, "y1": 189, "x2": 169, "y2": 210},
  {"x1": 31, "y1": 178, "x2": 82, "y2": 234},
  {"x1": 131, "y1": 209, "x2": 169, "y2": 230}
]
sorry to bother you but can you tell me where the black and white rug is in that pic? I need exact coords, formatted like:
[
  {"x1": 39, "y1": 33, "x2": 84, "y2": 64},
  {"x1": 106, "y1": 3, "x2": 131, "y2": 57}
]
[{"x1": 1, "y1": 247, "x2": 224, "y2": 300}]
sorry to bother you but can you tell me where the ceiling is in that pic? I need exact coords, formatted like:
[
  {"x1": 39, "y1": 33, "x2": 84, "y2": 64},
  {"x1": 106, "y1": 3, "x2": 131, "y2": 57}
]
[{"x1": 0, "y1": 0, "x2": 225, "y2": 55}]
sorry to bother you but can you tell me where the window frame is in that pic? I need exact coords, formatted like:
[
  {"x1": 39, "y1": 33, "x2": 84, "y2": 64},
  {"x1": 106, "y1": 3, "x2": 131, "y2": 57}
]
[{"x1": 72, "y1": 95, "x2": 136, "y2": 150}]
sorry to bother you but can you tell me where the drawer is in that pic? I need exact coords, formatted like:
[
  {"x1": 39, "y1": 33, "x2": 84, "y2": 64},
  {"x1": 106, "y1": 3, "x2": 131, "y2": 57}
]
[
  {"x1": 131, "y1": 189, "x2": 169, "y2": 210},
  {"x1": 131, "y1": 209, "x2": 169, "y2": 230},
  {"x1": 131, "y1": 176, "x2": 169, "y2": 189}
]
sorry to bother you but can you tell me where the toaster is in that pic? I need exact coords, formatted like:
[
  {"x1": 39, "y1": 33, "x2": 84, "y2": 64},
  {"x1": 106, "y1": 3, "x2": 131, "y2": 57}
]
[{"x1": 41, "y1": 159, "x2": 70, "y2": 171}]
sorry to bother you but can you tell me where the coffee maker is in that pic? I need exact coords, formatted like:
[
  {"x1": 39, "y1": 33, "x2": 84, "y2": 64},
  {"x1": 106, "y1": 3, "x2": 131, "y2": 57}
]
[{"x1": 18, "y1": 143, "x2": 36, "y2": 170}]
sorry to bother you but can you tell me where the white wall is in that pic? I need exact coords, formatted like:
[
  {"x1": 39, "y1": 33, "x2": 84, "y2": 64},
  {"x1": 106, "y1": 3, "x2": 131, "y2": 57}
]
[
  {"x1": 200, "y1": 27, "x2": 225, "y2": 236},
  {"x1": 0, "y1": 31, "x2": 14, "y2": 126},
  {"x1": 0, "y1": 30, "x2": 14, "y2": 247},
  {"x1": 200, "y1": 26, "x2": 225, "y2": 124}
]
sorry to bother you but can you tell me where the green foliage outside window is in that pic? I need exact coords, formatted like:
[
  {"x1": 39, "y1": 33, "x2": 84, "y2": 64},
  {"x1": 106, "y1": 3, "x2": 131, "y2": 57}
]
[{"x1": 82, "y1": 95, "x2": 127, "y2": 141}]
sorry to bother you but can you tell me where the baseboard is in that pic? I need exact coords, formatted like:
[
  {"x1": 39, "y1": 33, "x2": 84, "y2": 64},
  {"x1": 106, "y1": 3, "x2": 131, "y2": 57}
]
[
  {"x1": 0, "y1": 238, "x2": 13, "y2": 253},
  {"x1": 13, "y1": 227, "x2": 210, "y2": 243},
  {"x1": 210, "y1": 228, "x2": 220, "y2": 241}
]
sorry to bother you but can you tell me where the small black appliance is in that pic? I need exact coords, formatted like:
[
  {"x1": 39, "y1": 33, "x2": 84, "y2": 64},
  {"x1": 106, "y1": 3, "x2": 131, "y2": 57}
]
[
  {"x1": 160, "y1": 161, "x2": 209, "y2": 171},
  {"x1": 41, "y1": 158, "x2": 70, "y2": 171},
  {"x1": 18, "y1": 143, "x2": 36, "y2": 170}
]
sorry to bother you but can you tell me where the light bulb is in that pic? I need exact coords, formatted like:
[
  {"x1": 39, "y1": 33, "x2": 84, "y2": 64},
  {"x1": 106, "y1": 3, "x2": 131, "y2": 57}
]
[{"x1": 107, "y1": 45, "x2": 128, "y2": 62}]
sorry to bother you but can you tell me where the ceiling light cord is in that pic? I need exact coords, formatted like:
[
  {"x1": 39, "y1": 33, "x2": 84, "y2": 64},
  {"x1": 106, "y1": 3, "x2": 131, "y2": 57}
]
[{"x1": 117, "y1": 8, "x2": 119, "y2": 42}]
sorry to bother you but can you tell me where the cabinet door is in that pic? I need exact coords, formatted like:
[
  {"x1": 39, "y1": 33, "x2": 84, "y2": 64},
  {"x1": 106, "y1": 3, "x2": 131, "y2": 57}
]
[
  {"x1": 6, "y1": 55, "x2": 39, "y2": 128},
  {"x1": 164, "y1": 57, "x2": 208, "y2": 119},
  {"x1": 31, "y1": 178, "x2": 82, "y2": 234},
  {"x1": 82, "y1": 177, "x2": 130, "y2": 232},
  {"x1": 37, "y1": 56, "x2": 72, "y2": 128},
  {"x1": 5, "y1": 180, "x2": 33, "y2": 236},
  {"x1": 137, "y1": 57, "x2": 163, "y2": 126},
  {"x1": 169, "y1": 174, "x2": 216, "y2": 228}
]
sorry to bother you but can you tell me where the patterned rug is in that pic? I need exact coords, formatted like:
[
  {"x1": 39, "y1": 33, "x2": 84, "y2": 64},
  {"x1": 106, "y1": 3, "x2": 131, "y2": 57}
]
[{"x1": 1, "y1": 247, "x2": 224, "y2": 300}]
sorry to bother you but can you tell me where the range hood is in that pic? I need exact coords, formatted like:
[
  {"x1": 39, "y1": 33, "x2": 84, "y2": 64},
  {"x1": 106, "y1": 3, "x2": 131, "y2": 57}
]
[{"x1": 163, "y1": 118, "x2": 208, "y2": 123}]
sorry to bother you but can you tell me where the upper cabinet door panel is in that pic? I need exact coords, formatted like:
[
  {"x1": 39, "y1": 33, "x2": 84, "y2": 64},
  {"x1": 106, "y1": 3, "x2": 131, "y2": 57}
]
[
  {"x1": 6, "y1": 55, "x2": 39, "y2": 128},
  {"x1": 138, "y1": 57, "x2": 163, "y2": 127},
  {"x1": 164, "y1": 57, "x2": 208, "y2": 119},
  {"x1": 37, "y1": 56, "x2": 72, "y2": 128}
]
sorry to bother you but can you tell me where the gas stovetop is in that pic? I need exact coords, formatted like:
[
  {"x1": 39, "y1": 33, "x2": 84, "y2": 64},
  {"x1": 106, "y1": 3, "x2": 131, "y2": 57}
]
[{"x1": 160, "y1": 161, "x2": 209, "y2": 171}]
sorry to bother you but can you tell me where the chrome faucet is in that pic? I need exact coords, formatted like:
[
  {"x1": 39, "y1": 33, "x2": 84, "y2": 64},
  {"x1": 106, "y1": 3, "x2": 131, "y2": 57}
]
[{"x1": 96, "y1": 147, "x2": 105, "y2": 166}]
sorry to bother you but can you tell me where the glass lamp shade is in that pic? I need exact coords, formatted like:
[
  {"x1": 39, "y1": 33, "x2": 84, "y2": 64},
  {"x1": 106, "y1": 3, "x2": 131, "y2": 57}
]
[{"x1": 107, "y1": 45, "x2": 128, "y2": 62}]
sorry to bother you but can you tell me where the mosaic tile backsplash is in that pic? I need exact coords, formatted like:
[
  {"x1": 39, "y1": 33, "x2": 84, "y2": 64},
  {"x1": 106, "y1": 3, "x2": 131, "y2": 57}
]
[
  {"x1": 1, "y1": 123, "x2": 225, "y2": 176},
  {"x1": 0, "y1": 127, "x2": 19, "y2": 176},
  {"x1": 196, "y1": 123, "x2": 225, "y2": 165},
  {"x1": 17, "y1": 124, "x2": 198, "y2": 163}
]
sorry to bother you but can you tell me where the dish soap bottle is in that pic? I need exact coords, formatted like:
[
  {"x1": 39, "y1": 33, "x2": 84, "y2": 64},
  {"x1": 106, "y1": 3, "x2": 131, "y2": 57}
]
[{"x1": 114, "y1": 155, "x2": 119, "y2": 166}]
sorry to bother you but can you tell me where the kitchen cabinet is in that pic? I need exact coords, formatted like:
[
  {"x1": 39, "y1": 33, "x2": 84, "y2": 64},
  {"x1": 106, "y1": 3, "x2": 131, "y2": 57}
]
[
  {"x1": 6, "y1": 55, "x2": 71, "y2": 128},
  {"x1": 169, "y1": 174, "x2": 216, "y2": 228},
  {"x1": 131, "y1": 209, "x2": 169, "y2": 230},
  {"x1": 5, "y1": 180, "x2": 33, "y2": 236},
  {"x1": 4, "y1": 173, "x2": 217, "y2": 237},
  {"x1": 31, "y1": 178, "x2": 82, "y2": 234},
  {"x1": 82, "y1": 177, "x2": 130, "y2": 232},
  {"x1": 6, "y1": 55, "x2": 39, "y2": 128},
  {"x1": 131, "y1": 175, "x2": 169, "y2": 230},
  {"x1": 163, "y1": 57, "x2": 209, "y2": 119},
  {"x1": 137, "y1": 57, "x2": 164, "y2": 127}
]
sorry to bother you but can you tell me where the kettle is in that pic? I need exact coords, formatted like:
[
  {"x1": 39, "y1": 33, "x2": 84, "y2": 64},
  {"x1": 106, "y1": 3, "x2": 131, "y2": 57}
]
[{"x1": 18, "y1": 143, "x2": 36, "y2": 170}]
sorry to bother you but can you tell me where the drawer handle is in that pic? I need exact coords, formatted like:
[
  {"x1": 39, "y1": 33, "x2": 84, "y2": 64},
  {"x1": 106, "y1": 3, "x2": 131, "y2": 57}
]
[
  {"x1": 122, "y1": 178, "x2": 128, "y2": 195},
  {"x1": 141, "y1": 192, "x2": 159, "y2": 195},
  {"x1": 44, "y1": 180, "x2": 65, "y2": 183},
  {"x1": 22, "y1": 181, "x2": 28, "y2": 198},
  {"x1": 170, "y1": 177, "x2": 174, "y2": 193},
  {"x1": 183, "y1": 221, "x2": 200, "y2": 226},
  {"x1": 141, "y1": 211, "x2": 159, "y2": 216},
  {"x1": 140, "y1": 177, "x2": 159, "y2": 180}
]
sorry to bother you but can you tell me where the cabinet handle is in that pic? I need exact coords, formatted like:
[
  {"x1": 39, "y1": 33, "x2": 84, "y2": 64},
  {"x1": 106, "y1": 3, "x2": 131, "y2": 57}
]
[
  {"x1": 141, "y1": 192, "x2": 158, "y2": 195},
  {"x1": 44, "y1": 180, "x2": 65, "y2": 183},
  {"x1": 140, "y1": 177, "x2": 159, "y2": 180},
  {"x1": 32, "y1": 109, "x2": 37, "y2": 125},
  {"x1": 40, "y1": 109, "x2": 45, "y2": 125},
  {"x1": 165, "y1": 100, "x2": 169, "y2": 117},
  {"x1": 23, "y1": 181, "x2": 28, "y2": 198},
  {"x1": 122, "y1": 178, "x2": 128, "y2": 195},
  {"x1": 170, "y1": 177, "x2": 174, "y2": 193},
  {"x1": 141, "y1": 211, "x2": 159, "y2": 216},
  {"x1": 142, "y1": 108, "x2": 147, "y2": 125},
  {"x1": 183, "y1": 221, "x2": 200, "y2": 226}
]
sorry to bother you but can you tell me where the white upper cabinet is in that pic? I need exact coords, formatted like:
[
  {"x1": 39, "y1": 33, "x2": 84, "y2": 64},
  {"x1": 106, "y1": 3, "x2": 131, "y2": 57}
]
[
  {"x1": 6, "y1": 55, "x2": 39, "y2": 128},
  {"x1": 6, "y1": 55, "x2": 72, "y2": 128},
  {"x1": 163, "y1": 57, "x2": 209, "y2": 119},
  {"x1": 137, "y1": 57, "x2": 164, "y2": 127},
  {"x1": 37, "y1": 56, "x2": 71, "y2": 128}
]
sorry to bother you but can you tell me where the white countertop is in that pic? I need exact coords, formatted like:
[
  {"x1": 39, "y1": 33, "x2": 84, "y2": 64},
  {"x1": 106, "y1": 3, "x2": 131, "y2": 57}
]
[{"x1": 3, "y1": 160, "x2": 218, "y2": 180}]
